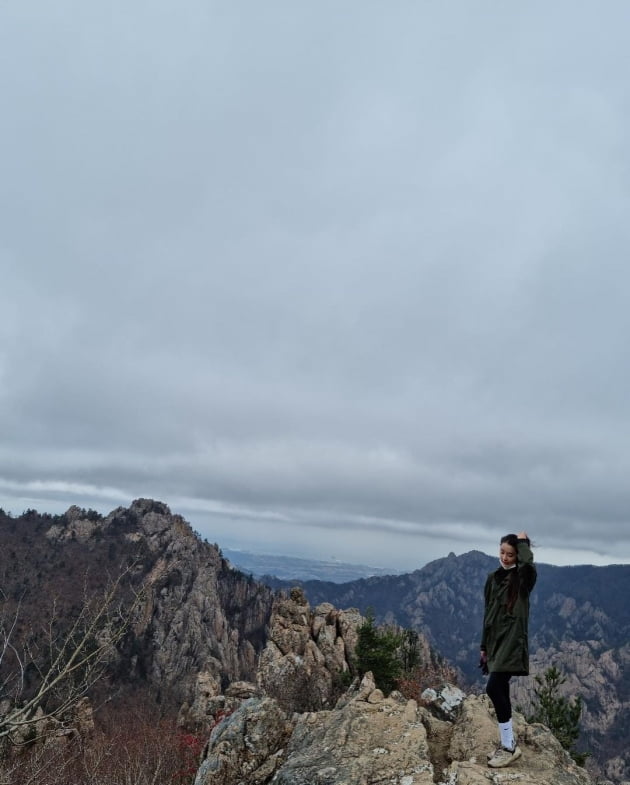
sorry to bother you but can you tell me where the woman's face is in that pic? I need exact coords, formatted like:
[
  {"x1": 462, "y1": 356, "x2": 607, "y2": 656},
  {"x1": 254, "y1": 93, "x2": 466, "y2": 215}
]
[{"x1": 499, "y1": 542, "x2": 517, "y2": 568}]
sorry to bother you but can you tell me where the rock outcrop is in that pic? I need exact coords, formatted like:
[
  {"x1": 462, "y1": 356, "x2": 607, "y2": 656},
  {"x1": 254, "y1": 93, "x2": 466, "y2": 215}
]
[
  {"x1": 257, "y1": 587, "x2": 362, "y2": 712},
  {"x1": 194, "y1": 697, "x2": 294, "y2": 785},
  {"x1": 194, "y1": 675, "x2": 593, "y2": 785}
]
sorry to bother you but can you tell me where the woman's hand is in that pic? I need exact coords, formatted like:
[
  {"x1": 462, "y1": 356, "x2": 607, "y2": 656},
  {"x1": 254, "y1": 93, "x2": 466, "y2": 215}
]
[{"x1": 517, "y1": 530, "x2": 529, "y2": 540}]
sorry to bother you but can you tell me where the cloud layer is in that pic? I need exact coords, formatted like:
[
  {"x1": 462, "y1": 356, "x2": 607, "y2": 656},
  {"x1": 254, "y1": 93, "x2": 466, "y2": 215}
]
[{"x1": 3, "y1": 2, "x2": 630, "y2": 569}]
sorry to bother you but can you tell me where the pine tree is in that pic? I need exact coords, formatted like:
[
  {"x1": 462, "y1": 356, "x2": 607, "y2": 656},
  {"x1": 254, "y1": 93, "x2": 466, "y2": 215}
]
[
  {"x1": 527, "y1": 665, "x2": 588, "y2": 765},
  {"x1": 354, "y1": 609, "x2": 402, "y2": 695},
  {"x1": 399, "y1": 628, "x2": 421, "y2": 674}
]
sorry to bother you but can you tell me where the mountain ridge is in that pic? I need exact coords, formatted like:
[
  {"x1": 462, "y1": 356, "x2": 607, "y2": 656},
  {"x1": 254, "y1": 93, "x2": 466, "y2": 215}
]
[{"x1": 0, "y1": 501, "x2": 621, "y2": 782}]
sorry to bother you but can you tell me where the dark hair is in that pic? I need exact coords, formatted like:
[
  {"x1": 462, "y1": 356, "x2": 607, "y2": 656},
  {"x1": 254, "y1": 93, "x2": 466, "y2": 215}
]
[
  {"x1": 500, "y1": 533, "x2": 524, "y2": 612},
  {"x1": 500, "y1": 533, "x2": 520, "y2": 551}
]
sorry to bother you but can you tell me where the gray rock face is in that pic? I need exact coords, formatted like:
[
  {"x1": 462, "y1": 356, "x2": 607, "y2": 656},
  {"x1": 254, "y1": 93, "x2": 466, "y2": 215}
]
[
  {"x1": 256, "y1": 588, "x2": 362, "y2": 713},
  {"x1": 193, "y1": 697, "x2": 293, "y2": 785},
  {"x1": 273, "y1": 676, "x2": 433, "y2": 785},
  {"x1": 510, "y1": 640, "x2": 630, "y2": 784},
  {"x1": 123, "y1": 501, "x2": 274, "y2": 710},
  {"x1": 195, "y1": 675, "x2": 594, "y2": 785},
  {"x1": 46, "y1": 499, "x2": 275, "y2": 714}
]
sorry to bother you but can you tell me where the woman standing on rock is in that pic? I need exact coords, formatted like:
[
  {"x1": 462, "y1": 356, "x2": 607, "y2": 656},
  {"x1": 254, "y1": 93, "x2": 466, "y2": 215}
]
[{"x1": 480, "y1": 532, "x2": 536, "y2": 768}]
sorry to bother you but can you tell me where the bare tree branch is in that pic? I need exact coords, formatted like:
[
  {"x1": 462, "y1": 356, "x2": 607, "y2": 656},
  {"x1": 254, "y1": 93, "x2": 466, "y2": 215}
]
[{"x1": 0, "y1": 562, "x2": 148, "y2": 744}]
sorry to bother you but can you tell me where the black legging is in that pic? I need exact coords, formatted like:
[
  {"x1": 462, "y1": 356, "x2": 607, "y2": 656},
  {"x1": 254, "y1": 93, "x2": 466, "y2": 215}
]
[{"x1": 486, "y1": 672, "x2": 513, "y2": 723}]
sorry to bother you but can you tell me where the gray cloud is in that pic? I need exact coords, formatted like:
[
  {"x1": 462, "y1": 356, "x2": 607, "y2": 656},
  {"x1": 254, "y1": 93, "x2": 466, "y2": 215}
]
[{"x1": 2, "y1": 2, "x2": 630, "y2": 570}]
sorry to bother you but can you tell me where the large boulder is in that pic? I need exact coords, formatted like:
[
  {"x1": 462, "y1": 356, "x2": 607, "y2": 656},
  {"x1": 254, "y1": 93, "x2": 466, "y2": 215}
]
[
  {"x1": 272, "y1": 674, "x2": 434, "y2": 785},
  {"x1": 193, "y1": 697, "x2": 293, "y2": 785}
]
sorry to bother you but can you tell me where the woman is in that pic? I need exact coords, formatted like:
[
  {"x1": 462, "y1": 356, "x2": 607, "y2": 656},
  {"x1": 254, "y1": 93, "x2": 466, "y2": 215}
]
[{"x1": 480, "y1": 531, "x2": 536, "y2": 768}]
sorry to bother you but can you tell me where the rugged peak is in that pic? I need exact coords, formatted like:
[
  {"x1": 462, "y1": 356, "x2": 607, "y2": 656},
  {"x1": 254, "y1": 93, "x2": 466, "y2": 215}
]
[
  {"x1": 64, "y1": 504, "x2": 87, "y2": 522},
  {"x1": 120, "y1": 498, "x2": 197, "y2": 553},
  {"x1": 45, "y1": 497, "x2": 196, "y2": 549},
  {"x1": 128, "y1": 498, "x2": 172, "y2": 517},
  {"x1": 33, "y1": 500, "x2": 274, "y2": 713}
]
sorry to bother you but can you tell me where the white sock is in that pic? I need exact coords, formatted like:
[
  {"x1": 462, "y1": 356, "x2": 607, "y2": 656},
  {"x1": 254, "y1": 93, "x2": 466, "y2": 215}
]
[{"x1": 498, "y1": 720, "x2": 514, "y2": 750}]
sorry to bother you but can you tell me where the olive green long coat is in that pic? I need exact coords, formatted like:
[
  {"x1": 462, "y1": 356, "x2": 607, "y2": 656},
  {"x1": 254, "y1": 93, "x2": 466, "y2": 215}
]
[{"x1": 480, "y1": 540, "x2": 537, "y2": 675}]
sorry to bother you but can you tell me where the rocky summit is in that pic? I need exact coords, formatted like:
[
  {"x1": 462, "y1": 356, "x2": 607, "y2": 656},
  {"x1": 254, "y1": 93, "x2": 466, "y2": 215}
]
[
  {"x1": 193, "y1": 675, "x2": 593, "y2": 785},
  {"x1": 190, "y1": 583, "x2": 594, "y2": 785}
]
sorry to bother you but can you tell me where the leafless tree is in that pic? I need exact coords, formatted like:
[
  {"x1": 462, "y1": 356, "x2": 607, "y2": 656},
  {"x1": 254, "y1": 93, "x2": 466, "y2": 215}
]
[
  {"x1": 0, "y1": 697, "x2": 194, "y2": 785},
  {"x1": 0, "y1": 563, "x2": 146, "y2": 746}
]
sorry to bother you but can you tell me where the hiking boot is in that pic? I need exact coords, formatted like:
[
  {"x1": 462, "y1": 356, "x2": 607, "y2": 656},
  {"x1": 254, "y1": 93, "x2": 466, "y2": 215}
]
[
  {"x1": 487, "y1": 735, "x2": 517, "y2": 761},
  {"x1": 487, "y1": 745, "x2": 522, "y2": 768}
]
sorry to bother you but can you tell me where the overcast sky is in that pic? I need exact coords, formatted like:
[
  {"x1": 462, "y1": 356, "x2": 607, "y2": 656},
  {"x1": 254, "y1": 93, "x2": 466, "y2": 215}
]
[{"x1": 2, "y1": 2, "x2": 630, "y2": 571}]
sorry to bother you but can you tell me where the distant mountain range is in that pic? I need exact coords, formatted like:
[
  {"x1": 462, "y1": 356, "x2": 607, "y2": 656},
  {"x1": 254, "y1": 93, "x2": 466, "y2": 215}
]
[
  {"x1": 2, "y1": 501, "x2": 628, "y2": 782},
  {"x1": 222, "y1": 548, "x2": 399, "y2": 583}
]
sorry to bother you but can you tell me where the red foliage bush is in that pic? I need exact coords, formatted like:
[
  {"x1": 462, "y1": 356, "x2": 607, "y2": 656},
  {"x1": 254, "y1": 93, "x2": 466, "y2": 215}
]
[
  {"x1": 396, "y1": 660, "x2": 460, "y2": 704},
  {"x1": 0, "y1": 695, "x2": 225, "y2": 785}
]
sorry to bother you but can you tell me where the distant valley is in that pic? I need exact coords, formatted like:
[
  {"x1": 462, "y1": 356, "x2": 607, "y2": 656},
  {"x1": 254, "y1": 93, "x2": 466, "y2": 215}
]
[{"x1": 222, "y1": 547, "x2": 400, "y2": 583}]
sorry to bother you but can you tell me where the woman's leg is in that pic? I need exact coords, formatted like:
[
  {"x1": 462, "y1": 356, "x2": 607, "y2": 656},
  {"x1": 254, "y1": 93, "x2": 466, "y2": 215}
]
[
  {"x1": 486, "y1": 671, "x2": 512, "y2": 723},
  {"x1": 486, "y1": 672, "x2": 516, "y2": 750}
]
